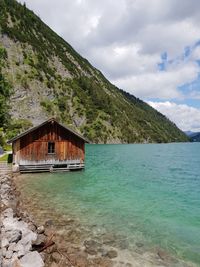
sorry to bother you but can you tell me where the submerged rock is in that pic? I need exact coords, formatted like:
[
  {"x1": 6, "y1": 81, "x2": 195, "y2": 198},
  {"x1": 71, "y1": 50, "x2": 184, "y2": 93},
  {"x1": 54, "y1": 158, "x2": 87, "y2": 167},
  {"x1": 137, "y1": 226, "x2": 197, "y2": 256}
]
[
  {"x1": 84, "y1": 239, "x2": 101, "y2": 249},
  {"x1": 45, "y1": 220, "x2": 54, "y2": 227},
  {"x1": 84, "y1": 239, "x2": 102, "y2": 255},
  {"x1": 156, "y1": 248, "x2": 177, "y2": 263},
  {"x1": 106, "y1": 250, "x2": 118, "y2": 259},
  {"x1": 136, "y1": 242, "x2": 144, "y2": 248},
  {"x1": 102, "y1": 233, "x2": 117, "y2": 246}
]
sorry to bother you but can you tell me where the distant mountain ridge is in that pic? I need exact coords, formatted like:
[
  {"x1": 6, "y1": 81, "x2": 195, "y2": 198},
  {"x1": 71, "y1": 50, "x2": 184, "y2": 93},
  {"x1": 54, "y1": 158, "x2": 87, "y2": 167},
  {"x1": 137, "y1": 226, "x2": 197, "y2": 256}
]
[
  {"x1": 185, "y1": 131, "x2": 200, "y2": 142},
  {"x1": 184, "y1": 131, "x2": 195, "y2": 137},
  {"x1": 0, "y1": 0, "x2": 189, "y2": 143},
  {"x1": 190, "y1": 133, "x2": 200, "y2": 142}
]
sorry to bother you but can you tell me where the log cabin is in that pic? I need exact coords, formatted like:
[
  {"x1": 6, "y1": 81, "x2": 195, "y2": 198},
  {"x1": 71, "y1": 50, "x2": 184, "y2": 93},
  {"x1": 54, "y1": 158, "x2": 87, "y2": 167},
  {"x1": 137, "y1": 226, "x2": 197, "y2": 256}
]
[{"x1": 8, "y1": 118, "x2": 89, "y2": 173}]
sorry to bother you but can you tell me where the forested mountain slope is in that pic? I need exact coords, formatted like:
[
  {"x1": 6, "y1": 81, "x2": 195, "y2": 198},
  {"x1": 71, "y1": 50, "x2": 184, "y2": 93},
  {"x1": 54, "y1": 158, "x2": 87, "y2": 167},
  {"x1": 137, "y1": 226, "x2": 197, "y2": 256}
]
[{"x1": 0, "y1": 0, "x2": 188, "y2": 143}]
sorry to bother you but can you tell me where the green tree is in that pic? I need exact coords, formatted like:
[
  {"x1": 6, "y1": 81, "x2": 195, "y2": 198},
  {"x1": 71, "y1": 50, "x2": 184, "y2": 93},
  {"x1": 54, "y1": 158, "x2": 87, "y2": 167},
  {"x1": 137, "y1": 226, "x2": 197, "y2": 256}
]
[{"x1": 0, "y1": 47, "x2": 11, "y2": 128}]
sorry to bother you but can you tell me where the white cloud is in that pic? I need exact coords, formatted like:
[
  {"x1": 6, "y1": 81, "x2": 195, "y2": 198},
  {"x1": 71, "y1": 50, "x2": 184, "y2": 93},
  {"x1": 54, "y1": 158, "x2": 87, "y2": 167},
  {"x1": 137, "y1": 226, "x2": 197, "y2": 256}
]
[
  {"x1": 87, "y1": 43, "x2": 159, "y2": 79},
  {"x1": 112, "y1": 62, "x2": 198, "y2": 99},
  {"x1": 137, "y1": 20, "x2": 200, "y2": 56},
  {"x1": 148, "y1": 101, "x2": 200, "y2": 132}
]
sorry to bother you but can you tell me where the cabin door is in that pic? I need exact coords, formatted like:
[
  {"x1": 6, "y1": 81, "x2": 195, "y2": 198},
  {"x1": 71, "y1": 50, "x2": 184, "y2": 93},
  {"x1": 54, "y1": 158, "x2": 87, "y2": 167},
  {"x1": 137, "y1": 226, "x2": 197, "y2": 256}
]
[{"x1": 47, "y1": 141, "x2": 56, "y2": 163}]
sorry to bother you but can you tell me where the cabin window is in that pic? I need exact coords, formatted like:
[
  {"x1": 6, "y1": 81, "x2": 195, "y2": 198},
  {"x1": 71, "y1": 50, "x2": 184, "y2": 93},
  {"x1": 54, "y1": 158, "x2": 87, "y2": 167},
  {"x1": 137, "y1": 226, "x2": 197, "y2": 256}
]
[{"x1": 48, "y1": 142, "x2": 55, "y2": 154}]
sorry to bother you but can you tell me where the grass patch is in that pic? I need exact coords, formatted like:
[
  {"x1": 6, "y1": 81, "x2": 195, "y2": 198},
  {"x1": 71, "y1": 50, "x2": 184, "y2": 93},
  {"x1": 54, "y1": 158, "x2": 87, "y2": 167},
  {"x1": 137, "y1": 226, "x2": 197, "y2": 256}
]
[
  {"x1": 0, "y1": 153, "x2": 8, "y2": 161},
  {"x1": 4, "y1": 144, "x2": 12, "y2": 151},
  {"x1": 0, "y1": 153, "x2": 12, "y2": 163}
]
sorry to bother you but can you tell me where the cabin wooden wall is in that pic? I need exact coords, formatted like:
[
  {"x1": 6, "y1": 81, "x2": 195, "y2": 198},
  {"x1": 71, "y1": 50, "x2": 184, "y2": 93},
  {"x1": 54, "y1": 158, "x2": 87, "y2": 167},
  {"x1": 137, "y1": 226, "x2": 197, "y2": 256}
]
[{"x1": 13, "y1": 121, "x2": 85, "y2": 164}]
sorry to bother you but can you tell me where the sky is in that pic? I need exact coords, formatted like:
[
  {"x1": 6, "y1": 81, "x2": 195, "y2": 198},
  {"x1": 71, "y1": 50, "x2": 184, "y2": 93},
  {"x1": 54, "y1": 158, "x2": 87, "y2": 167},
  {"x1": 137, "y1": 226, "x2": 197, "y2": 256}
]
[{"x1": 18, "y1": 0, "x2": 200, "y2": 132}]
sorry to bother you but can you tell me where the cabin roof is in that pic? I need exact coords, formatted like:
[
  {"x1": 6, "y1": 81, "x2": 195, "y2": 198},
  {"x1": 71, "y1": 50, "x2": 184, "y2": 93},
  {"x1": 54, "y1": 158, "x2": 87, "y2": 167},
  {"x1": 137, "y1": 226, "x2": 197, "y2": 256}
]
[{"x1": 8, "y1": 118, "x2": 90, "y2": 144}]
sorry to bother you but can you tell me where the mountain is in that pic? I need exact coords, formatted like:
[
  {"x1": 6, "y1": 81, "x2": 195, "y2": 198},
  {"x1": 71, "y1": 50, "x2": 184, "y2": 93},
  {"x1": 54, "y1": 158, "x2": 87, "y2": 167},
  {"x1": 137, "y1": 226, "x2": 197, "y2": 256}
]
[
  {"x1": 184, "y1": 131, "x2": 195, "y2": 137},
  {"x1": 190, "y1": 133, "x2": 200, "y2": 142},
  {"x1": 0, "y1": 0, "x2": 189, "y2": 144},
  {"x1": 185, "y1": 131, "x2": 200, "y2": 142}
]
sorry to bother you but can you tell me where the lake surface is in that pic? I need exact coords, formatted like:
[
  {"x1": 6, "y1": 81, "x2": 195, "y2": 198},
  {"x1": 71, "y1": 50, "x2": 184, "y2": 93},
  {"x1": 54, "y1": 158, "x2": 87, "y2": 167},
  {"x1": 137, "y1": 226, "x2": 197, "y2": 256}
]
[{"x1": 20, "y1": 143, "x2": 200, "y2": 265}]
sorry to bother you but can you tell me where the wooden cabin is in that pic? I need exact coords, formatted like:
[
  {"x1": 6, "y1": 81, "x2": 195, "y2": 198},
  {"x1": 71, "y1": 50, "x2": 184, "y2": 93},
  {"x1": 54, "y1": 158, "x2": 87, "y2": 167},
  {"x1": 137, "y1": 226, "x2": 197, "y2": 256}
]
[{"x1": 8, "y1": 118, "x2": 89, "y2": 173}]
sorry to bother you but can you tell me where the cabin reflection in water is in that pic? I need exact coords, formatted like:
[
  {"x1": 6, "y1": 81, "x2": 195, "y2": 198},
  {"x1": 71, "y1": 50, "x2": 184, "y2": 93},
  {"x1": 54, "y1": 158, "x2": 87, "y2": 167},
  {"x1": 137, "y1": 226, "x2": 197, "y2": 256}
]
[{"x1": 8, "y1": 118, "x2": 89, "y2": 173}]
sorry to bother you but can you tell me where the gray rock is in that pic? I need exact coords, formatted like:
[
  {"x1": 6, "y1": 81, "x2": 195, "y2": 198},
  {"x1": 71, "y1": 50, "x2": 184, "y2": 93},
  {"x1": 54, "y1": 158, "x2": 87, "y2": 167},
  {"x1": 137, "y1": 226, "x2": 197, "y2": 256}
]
[
  {"x1": 3, "y1": 217, "x2": 16, "y2": 231},
  {"x1": 40, "y1": 252, "x2": 46, "y2": 261},
  {"x1": 2, "y1": 208, "x2": 13, "y2": 218},
  {"x1": 5, "y1": 249, "x2": 13, "y2": 259},
  {"x1": 28, "y1": 222, "x2": 37, "y2": 232},
  {"x1": 1, "y1": 184, "x2": 10, "y2": 191},
  {"x1": 2, "y1": 199, "x2": 10, "y2": 206},
  {"x1": 8, "y1": 242, "x2": 16, "y2": 251},
  {"x1": 11, "y1": 253, "x2": 20, "y2": 264},
  {"x1": 2, "y1": 247, "x2": 7, "y2": 257},
  {"x1": 17, "y1": 247, "x2": 26, "y2": 258},
  {"x1": 37, "y1": 226, "x2": 45, "y2": 234},
  {"x1": 32, "y1": 234, "x2": 46, "y2": 247},
  {"x1": 20, "y1": 251, "x2": 44, "y2": 267},
  {"x1": 1, "y1": 237, "x2": 9, "y2": 248},
  {"x1": 7, "y1": 230, "x2": 22, "y2": 243},
  {"x1": 16, "y1": 230, "x2": 37, "y2": 254},
  {"x1": 13, "y1": 243, "x2": 25, "y2": 252},
  {"x1": 9, "y1": 242, "x2": 26, "y2": 257}
]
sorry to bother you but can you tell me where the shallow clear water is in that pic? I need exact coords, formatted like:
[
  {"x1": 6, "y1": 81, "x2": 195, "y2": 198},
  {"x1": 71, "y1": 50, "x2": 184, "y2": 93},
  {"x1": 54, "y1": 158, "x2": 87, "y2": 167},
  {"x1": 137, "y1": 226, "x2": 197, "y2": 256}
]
[{"x1": 21, "y1": 143, "x2": 200, "y2": 264}]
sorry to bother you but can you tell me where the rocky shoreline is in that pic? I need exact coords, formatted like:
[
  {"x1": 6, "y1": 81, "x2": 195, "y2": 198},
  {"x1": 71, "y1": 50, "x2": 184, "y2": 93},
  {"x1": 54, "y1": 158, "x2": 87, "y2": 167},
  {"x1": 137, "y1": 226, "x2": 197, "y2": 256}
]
[
  {"x1": 1, "y1": 171, "x2": 197, "y2": 267},
  {"x1": 0, "y1": 171, "x2": 120, "y2": 267},
  {"x1": 0, "y1": 171, "x2": 49, "y2": 266}
]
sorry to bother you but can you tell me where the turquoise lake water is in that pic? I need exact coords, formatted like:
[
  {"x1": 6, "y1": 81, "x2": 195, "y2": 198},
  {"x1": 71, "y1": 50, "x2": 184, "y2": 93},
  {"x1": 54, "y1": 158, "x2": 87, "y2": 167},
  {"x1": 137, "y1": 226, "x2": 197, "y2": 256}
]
[{"x1": 21, "y1": 143, "x2": 200, "y2": 264}]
